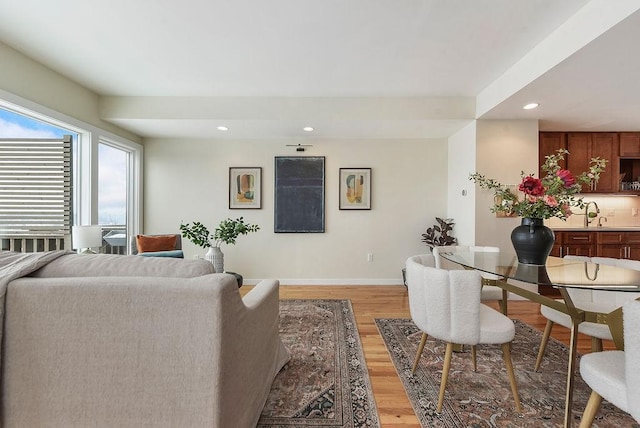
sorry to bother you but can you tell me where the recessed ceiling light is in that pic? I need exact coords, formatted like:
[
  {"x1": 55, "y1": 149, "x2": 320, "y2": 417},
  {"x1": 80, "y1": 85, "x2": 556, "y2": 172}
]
[
  {"x1": 217, "y1": 126, "x2": 229, "y2": 131},
  {"x1": 523, "y1": 103, "x2": 539, "y2": 110},
  {"x1": 303, "y1": 126, "x2": 314, "y2": 132}
]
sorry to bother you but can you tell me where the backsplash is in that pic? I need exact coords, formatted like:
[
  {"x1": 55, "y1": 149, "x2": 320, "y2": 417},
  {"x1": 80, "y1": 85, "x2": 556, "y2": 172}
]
[{"x1": 546, "y1": 195, "x2": 640, "y2": 228}]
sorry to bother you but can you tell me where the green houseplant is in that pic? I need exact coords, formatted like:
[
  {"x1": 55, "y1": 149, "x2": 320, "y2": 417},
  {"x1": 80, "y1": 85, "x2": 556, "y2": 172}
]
[
  {"x1": 421, "y1": 217, "x2": 457, "y2": 250},
  {"x1": 180, "y1": 217, "x2": 259, "y2": 272}
]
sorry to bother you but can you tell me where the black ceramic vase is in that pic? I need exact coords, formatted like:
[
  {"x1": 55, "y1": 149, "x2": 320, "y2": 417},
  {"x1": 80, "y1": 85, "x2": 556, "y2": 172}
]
[{"x1": 511, "y1": 217, "x2": 555, "y2": 265}]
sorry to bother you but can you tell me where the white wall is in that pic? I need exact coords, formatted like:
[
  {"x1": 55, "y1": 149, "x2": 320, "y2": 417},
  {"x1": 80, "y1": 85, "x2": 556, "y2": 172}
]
[
  {"x1": 447, "y1": 122, "x2": 477, "y2": 245},
  {"x1": 0, "y1": 41, "x2": 140, "y2": 142},
  {"x1": 143, "y1": 138, "x2": 448, "y2": 284},
  {"x1": 475, "y1": 120, "x2": 539, "y2": 250}
]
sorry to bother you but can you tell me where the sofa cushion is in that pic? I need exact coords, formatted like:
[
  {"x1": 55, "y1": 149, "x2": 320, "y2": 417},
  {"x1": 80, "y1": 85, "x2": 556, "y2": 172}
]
[
  {"x1": 135, "y1": 234, "x2": 178, "y2": 253},
  {"x1": 30, "y1": 253, "x2": 214, "y2": 278},
  {"x1": 138, "y1": 250, "x2": 184, "y2": 258}
]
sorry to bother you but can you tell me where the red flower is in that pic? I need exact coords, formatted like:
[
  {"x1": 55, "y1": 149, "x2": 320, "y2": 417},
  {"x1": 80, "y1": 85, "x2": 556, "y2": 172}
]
[
  {"x1": 556, "y1": 169, "x2": 576, "y2": 188},
  {"x1": 519, "y1": 176, "x2": 545, "y2": 196}
]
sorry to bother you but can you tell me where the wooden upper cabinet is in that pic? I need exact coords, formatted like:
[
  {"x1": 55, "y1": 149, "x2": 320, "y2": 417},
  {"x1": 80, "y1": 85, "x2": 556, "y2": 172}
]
[
  {"x1": 566, "y1": 132, "x2": 618, "y2": 193},
  {"x1": 620, "y1": 132, "x2": 640, "y2": 157},
  {"x1": 539, "y1": 132, "x2": 566, "y2": 177},
  {"x1": 567, "y1": 133, "x2": 592, "y2": 192},
  {"x1": 590, "y1": 133, "x2": 618, "y2": 193}
]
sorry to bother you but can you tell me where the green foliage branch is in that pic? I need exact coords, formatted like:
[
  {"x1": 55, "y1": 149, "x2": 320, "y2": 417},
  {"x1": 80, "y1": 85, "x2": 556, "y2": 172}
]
[{"x1": 180, "y1": 217, "x2": 260, "y2": 248}]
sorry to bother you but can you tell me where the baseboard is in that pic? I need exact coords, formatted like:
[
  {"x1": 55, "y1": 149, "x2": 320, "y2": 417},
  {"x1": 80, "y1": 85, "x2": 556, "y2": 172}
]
[{"x1": 243, "y1": 278, "x2": 405, "y2": 286}]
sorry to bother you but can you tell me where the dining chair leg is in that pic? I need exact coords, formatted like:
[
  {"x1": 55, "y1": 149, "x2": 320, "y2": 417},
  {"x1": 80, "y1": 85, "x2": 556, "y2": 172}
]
[
  {"x1": 578, "y1": 391, "x2": 602, "y2": 428},
  {"x1": 412, "y1": 333, "x2": 428, "y2": 374},
  {"x1": 564, "y1": 320, "x2": 580, "y2": 428},
  {"x1": 471, "y1": 345, "x2": 477, "y2": 371},
  {"x1": 591, "y1": 337, "x2": 603, "y2": 352},
  {"x1": 501, "y1": 342, "x2": 522, "y2": 413},
  {"x1": 499, "y1": 289, "x2": 508, "y2": 315},
  {"x1": 534, "y1": 319, "x2": 554, "y2": 371},
  {"x1": 437, "y1": 342, "x2": 454, "y2": 413}
]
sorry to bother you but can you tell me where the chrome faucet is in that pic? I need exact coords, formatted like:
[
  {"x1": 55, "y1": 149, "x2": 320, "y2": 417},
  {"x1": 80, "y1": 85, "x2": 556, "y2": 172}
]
[{"x1": 584, "y1": 201, "x2": 599, "y2": 228}]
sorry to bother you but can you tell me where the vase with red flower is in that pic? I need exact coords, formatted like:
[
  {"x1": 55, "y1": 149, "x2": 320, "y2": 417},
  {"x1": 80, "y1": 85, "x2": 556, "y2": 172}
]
[{"x1": 470, "y1": 149, "x2": 607, "y2": 265}]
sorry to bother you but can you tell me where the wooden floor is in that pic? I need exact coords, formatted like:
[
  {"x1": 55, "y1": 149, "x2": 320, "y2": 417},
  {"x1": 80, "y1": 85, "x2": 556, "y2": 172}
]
[{"x1": 242, "y1": 284, "x2": 614, "y2": 428}]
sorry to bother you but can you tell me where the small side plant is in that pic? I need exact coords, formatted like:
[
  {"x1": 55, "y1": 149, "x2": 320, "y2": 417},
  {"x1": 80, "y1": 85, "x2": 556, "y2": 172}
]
[
  {"x1": 180, "y1": 217, "x2": 259, "y2": 248},
  {"x1": 421, "y1": 217, "x2": 457, "y2": 249}
]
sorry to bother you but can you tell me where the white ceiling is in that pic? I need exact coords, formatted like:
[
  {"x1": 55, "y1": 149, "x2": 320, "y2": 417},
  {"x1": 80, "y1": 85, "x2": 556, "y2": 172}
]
[{"x1": 0, "y1": 0, "x2": 638, "y2": 140}]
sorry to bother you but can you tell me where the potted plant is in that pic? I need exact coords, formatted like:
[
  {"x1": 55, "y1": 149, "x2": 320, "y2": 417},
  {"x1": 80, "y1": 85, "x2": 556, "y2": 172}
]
[
  {"x1": 421, "y1": 217, "x2": 457, "y2": 250},
  {"x1": 470, "y1": 149, "x2": 606, "y2": 264},
  {"x1": 180, "y1": 217, "x2": 259, "y2": 272}
]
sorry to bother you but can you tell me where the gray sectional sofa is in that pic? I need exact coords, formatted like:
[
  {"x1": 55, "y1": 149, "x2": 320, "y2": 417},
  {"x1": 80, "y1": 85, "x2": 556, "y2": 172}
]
[{"x1": 0, "y1": 251, "x2": 289, "y2": 427}]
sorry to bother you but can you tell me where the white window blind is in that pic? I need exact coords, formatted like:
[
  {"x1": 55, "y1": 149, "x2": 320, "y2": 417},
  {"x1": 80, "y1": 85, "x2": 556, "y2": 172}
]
[{"x1": 0, "y1": 135, "x2": 72, "y2": 237}]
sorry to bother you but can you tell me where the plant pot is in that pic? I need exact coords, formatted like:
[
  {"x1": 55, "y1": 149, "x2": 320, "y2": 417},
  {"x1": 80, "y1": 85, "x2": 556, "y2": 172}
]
[
  {"x1": 511, "y1": 217, "x2": 555, "y2": 265},
  {"x1": 205, "y1": 247, "x2": 224, "y2": 273}
]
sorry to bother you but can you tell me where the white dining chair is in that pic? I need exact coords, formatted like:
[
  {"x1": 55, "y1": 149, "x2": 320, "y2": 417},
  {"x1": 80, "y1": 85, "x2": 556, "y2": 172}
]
[
  {"x1": 578, "y1": 299, "x2": 640, "y2": 427},
  {"x1": 405, "y1": 254, "x2": 521, "y2": 413},
  {"x1": 432, "y1": 245, "x2": 508, "y2": 314},
  {"x1": 534, "y1": 255, "x2": 640, "y2": 371}
]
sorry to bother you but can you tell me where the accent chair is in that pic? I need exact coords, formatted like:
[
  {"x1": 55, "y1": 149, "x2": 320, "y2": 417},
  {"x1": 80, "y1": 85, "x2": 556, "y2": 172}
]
[
  {"x1": 405, "y1": 254, "x2": 521, "y2": 413},
  {"x1": 578, "y1": 299, "x2": 640, "y2": 427}
]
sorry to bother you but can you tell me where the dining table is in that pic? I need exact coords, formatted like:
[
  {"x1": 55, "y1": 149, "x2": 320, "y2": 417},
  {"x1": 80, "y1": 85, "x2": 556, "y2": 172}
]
[{"x1": 438, "y1": 250, "x2": 640, "y2": 428}]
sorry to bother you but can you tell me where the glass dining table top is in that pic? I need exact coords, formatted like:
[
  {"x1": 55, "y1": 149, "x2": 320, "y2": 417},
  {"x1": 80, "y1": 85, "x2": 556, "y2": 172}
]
[{"x1": 438, "y1": 251, "x2": 640, "y2": 292}]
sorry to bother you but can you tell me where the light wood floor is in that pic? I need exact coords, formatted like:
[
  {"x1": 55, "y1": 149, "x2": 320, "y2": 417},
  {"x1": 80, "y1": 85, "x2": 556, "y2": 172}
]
[{"x1": 242, "y1": 284, "x2": 615, "y2": 428}]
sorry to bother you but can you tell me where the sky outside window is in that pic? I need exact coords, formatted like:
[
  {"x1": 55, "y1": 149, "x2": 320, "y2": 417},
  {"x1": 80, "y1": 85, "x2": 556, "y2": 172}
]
[
  {"x1": 0, "y1": 107, "x2": 126, "y2": 225},
  {"x1": 98, "y1": 143, "x2": 126, "y2": 225}
]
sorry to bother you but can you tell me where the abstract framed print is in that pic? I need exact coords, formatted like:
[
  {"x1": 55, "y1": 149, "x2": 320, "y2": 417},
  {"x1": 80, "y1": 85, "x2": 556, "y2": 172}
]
[
  {"x1": 229, "y1": 167, "x2": 262, "y2": 209},
  {"x1": 339, "y1": 168, "x2": 371, "y2": 210},
  {"x1": 274, "y1": 156, "x2": 325, "y2": 232}
]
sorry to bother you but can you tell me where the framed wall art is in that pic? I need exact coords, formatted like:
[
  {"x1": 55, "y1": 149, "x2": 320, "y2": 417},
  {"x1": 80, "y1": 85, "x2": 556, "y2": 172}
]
[
  {"x1": 274, "y1": 156, "x2": 325, "y2": 232},
  {"x1": 339, "y1": 168, "x2": 371, "y2": 210},
  {"x1": 229, "y1": 167, "x2": 262, "y2": 209}
]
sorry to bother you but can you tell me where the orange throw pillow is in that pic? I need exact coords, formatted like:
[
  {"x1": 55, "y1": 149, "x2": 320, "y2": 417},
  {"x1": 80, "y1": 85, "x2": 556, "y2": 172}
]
[{"x1": 136, "y1": 235, "x2": 177, "y2": 253}]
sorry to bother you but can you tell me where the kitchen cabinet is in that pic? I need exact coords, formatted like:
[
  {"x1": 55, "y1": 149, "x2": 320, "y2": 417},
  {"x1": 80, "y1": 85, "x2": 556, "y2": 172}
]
[
  {"x1": 539, "y1": 132, "x2": 566, "y2": 178},
  {"x1": 539, "y1": 132, "x2": 619, "y2": 193},
  {"x1": 618, "y1": 133, "x2": 640, "y2": 193},
  {"x1": 566, "y1": 132, "x2": 619, "y2": 193},
  {"x1": 596, "y1": 231, "x2": 640, "y2": 260},
  {"x1": 619, "y1": 132, "x2": 640, "y2": 157},
  {"x1": 553, "y1": 231, "x2": 596, "y2": 258}
]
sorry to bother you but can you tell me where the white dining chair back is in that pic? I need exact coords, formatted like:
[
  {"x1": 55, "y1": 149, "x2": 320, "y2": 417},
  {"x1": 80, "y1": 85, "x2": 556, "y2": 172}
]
[
  {"x1": 407, "y1": 254, "x2": 483, "y2": 343},
  {"x1": 578, "y1": 299, "x2": 640, "y2": 426},
  {"x1": 627, "y1": 300, "x2": 640, "y2": 423},
  {"x1": 432, "y1": 245, "x2": 508, "y2": 312}
]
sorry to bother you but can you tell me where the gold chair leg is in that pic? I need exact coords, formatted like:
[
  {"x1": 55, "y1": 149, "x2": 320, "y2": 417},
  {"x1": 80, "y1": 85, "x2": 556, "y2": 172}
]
[
  {"x1": 412, "y1": 333, "x2": 428, "y2": 374},
  {"x1": 534, "y1": 319, "x2": 554, "y2": 371},
  {"x1": 579, "y1": 391, "x2": 602, "y2": 428},
  {"x1": 499, "y1": 289, "x2": 508, "y2": 315},
  {"x1": 471, "y1": 345, "x2": 477, "y2": 371},
  {"x1": 591, "y1": 337, "x2": 603, "y2": 352},
  {"x1": 501, "y1": 342, "x2": 522, "y2": 413},
  {"x1": 437, "y1": 342, "x2": 454, "y2": 413}
]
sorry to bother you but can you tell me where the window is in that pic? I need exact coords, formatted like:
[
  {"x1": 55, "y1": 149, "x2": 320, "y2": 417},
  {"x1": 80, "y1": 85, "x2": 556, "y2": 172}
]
[
  {"x1": 0, "y1": 101, "x2": 142, "y2": 253},
  {"x1": 98, "y1": 141, "x2": 130, "y2": 254}
]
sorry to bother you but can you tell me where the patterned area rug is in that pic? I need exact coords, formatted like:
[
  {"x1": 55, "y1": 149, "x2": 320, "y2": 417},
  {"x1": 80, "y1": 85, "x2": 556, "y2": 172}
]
[
  {"x1": 375, "y1": 318, "x2": 639, "y2": 428},
  {"x1": 258, "y1": 299, "x2": 379, "y2": 427}
]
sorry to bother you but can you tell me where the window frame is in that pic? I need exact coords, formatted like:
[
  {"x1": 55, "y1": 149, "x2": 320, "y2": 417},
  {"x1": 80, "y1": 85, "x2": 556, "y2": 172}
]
[{"x1": 0, "y1": 92, "x2": 143, "y2": 241}]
